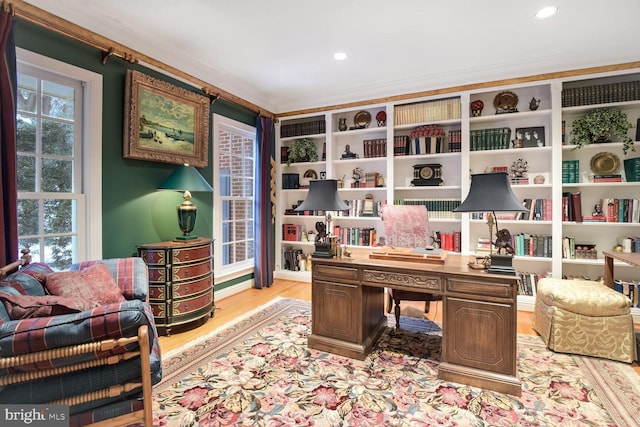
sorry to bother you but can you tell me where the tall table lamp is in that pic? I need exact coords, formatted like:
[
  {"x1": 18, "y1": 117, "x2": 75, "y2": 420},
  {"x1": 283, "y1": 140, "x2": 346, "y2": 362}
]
[
  {"x1": 453, "y1": 172, "x2": 528, "y2": 275},
  {"x1": 295, "y1": 179, "x2": 348, "y2": 258},
  {"x1": 158, "y1": 164, "x2": 213, "y2": 241}
]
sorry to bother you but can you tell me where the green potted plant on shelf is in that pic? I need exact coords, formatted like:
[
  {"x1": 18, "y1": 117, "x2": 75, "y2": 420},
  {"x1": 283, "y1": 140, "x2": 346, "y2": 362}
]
[
  {"x1": 287, "y1": 138, "x2": 318, "y2": 166},
  {"x1": 570, "y1": 107, "x2": 635, "y2": 154}
]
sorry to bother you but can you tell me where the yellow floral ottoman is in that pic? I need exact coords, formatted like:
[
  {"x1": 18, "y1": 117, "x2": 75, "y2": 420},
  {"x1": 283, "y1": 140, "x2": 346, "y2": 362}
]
[{"x1": 532, "y1": 278, "x2": 636, "y2": 363}]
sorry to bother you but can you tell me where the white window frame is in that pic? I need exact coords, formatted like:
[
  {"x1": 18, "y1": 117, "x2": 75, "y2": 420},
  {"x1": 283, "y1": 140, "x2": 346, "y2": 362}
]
[
  {"x1": 212, "y1": 113, "x2": 256, "y2": 280},
  {"x1": 16, "y1": 48, "x2": 103, "y2": 262}
]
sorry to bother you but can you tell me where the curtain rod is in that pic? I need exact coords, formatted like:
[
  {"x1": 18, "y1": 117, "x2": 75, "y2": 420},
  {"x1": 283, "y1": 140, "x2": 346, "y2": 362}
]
[{"x1": 10, "y1": 0, "x2": 275, "y2": 119}]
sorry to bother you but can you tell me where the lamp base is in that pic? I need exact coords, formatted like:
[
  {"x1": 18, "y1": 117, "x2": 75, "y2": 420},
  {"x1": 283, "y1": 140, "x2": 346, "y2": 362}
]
[
  {"x1": 174, "y1": 234, "x2": 199, "y2": 241},
  {"x1": 486, "y1": 254, "x2": 517, "y2": 275},
  {"x1": 312, "y1": 242, "x2": 333, "y2": 258}
]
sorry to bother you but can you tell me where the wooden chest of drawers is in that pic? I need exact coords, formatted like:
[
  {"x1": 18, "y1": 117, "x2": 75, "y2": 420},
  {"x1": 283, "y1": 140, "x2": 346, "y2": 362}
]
[{"x1": 138, "y1": 238, "x2": 213, "y2": 335}]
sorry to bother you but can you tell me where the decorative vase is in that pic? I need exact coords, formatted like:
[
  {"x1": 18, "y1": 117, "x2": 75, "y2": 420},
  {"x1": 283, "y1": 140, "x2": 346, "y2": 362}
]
[{"x1": 338, "y1": 118, "x2": 347, "y2": 131}]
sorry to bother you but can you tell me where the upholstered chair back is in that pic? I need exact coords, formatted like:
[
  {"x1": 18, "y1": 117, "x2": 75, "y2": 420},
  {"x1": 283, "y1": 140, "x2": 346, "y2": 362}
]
[{"x1": 380, "y1": 204, "x2": 430, "y2": 248}]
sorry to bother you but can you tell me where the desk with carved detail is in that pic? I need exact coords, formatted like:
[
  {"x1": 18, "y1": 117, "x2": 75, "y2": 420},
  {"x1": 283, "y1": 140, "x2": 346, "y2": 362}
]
[{"x1": 310, "y1": 252, "x2": 521, "y2": 395}]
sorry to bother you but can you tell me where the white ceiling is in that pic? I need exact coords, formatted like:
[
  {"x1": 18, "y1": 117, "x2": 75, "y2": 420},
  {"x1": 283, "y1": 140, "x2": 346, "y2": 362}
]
[{"x1": 23, "y1": 0, "x2": 640, "y2": 114}]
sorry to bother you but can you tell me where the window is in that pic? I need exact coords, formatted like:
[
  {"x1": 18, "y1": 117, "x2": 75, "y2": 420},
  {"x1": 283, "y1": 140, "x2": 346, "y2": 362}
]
[
  {"x1": 16, "y1": 49, "x2": 102, "y2": 269},
  {"x1": 212, "y1": 114, "x2": 255, "y2": 273}
]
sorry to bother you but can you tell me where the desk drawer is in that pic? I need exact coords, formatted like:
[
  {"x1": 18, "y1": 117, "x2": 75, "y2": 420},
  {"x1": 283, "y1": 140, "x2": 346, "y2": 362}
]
[
  {"x1": 362, "y1": 269, "x2": 442, "y2": 292},
  {"x1": 172, "y1": 259, "x2": 212, "y2": 281},
  {"x1": 173, "y1": 244, "x2": 212, "y2": 264},
  {"x1": 446, "y1": 278, "x2": 515, "y2": 299},
  {"x1": 173, "y1": 274, "x2": 212, "y2": 298},
  {"x1": 313, "y1": 264, "x2": 359, "y2": 283}
]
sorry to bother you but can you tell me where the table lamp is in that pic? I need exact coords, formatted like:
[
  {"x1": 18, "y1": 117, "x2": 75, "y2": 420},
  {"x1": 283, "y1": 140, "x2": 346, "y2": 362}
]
[
  {"x1": 453, "y1": 172, "x2": 528, "y2": 275},
  {"x1": 295, "y1": 179, "x2": 348, "y2": 258},
  {"x1": 158, "y1": 164, "x2": 213, "y2": 241}
]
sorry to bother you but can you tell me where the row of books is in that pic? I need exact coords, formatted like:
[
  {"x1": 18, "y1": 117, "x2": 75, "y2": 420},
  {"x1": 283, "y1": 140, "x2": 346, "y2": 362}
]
[
  {"x1": 282, "y1": 247, "x2": 305, "y2": 271},
  {"x1": 280, "y1": 119, "x2": 326, "y2": 138},
  {"x1": 613, "y1": 279, "x2": 640, "y2": 308},
  {"x1": 516, "y1": 198, "x2": 553, "y2": 221},
  {"x1": 333, "y1": 226, "x2": 377, "y2": 247},
  {"x1": 394, "y1": 97, "x2": 461, "y2": 126},
  {"x1": 362, "y1": 139, "x2": 386, "y2": 158},
  {"x1": 392, "y1": 135, "x2": 445, "y2": 155},
  {"x1": 469, "y1": 199, "x2": 552, "y2": 222},
  {"x1": 448, "y1": 130, "x2": 462, "y2": 152},
  {"x1": 561, "y1": 81, "x2": 640, "y2": 107},
  {"x1": 561, "y1": 237, "x2": 597, "y2": 259},
  {"x1": 395, "y1": 199, "x2": 462, "y2": 219},
  {"x1": 512, "y1": 233, "x2": 553, "y2": 258},
  {"x1": 469, "y1": 127, "x2": 511, "y2": 151},
  {"x1": 334, "y1": 199, "x2": 384, "y2": 217},
  {"x1": 516, "y1": 271, "x2": 545, "y2": 296},
  {"x1": 561, "y1": 160, "x2": 580, "y2": 183},
  {"x1": 282, "y1": 224, "x2": 307, "y2": 242},
  {"x1": 601, "y1": 198, "x2": 640, "y2": 223},
  {"x1": 474, "y1": 234, "x2": 552, "y2": 258},
  {"x1": 561, "y1": 192, "x2": 583, "y2": 222},
  {"x1": 434, "y1": 230, "x2": 461, "y2": 252}
]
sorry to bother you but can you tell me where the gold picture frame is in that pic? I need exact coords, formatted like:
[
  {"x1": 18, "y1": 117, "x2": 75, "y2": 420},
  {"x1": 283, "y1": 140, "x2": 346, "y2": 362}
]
[{"x1": 123, "y1": 70, "x2": 209, "y2": 167}]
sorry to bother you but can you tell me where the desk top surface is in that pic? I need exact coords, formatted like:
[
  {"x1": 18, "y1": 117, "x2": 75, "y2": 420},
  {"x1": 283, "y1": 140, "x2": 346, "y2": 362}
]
[
  {"x1": 604, "y1": 251, "x2": 640, "y2": 268},
  {"x1": 314, "y1": 248, "x2": 519, "y2": 283}
]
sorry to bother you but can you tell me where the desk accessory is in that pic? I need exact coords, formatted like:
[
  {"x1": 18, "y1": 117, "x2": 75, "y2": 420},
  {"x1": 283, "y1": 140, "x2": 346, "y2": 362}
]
[
  {"x1": 454, "y1": 172, "x2": 528, "y2": 275},
  {"x1": 295, "y1": 179, "x2": 348, "y2": 258}
]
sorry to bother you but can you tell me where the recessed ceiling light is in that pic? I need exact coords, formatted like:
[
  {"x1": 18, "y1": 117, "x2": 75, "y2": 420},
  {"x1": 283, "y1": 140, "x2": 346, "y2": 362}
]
[
  {"x1": 334, "y1": 52, "x2": 348, "y2": 61},
  {"x1": 535, "y1": 6, "x2": 558, "y2": 19}
]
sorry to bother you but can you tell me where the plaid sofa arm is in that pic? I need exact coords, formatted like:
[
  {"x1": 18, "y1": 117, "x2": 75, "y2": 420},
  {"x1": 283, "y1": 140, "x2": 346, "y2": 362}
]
[
  {"x1": 70, "y1": 257, "x2": 149, "y2": 301},
  {"x1": 0, "y1": 299, "x2": 158, "y2": 364}
]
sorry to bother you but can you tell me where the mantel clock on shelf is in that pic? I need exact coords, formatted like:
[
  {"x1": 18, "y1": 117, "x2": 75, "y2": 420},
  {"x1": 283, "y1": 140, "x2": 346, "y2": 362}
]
[{"x1": 411, "y1": 163, "x2": 443, "y2": 186}]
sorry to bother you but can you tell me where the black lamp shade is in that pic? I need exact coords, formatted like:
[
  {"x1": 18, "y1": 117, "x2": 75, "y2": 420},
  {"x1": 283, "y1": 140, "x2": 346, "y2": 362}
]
[
  {"x1": 295, "y1": 180, "x2": 349, "y2": 212},
  {"x1": 454, "y1": 172, "x2": 528, "y2": 213}
]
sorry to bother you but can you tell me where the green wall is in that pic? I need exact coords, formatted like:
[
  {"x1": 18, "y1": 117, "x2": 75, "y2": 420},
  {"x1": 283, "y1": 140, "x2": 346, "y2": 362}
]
[{"x1": 15, "y1": 19, "x2": 257, "y2": 262}]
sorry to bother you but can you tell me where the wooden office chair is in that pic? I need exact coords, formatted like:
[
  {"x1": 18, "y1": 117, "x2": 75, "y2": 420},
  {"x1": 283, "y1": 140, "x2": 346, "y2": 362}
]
[{"x1": 380, "y1": 204, "x2": 441, "y2": 328}]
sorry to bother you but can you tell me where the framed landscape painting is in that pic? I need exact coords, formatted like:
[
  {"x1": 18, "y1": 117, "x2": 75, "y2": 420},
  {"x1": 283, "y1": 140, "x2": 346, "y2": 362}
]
[{"x1": 123, "y1": 70, "x2": 209, "y2": 167}]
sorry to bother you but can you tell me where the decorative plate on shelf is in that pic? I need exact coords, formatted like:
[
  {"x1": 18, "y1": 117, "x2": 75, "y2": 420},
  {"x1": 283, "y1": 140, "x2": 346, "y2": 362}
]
[
  {"x1": 590, "y1": 152, "x2": 620, "y2": 175},
  {"x1": 493, "y1": 91, "x2": 519, "y2": 112},
  {"x1": 353, "y1": 110, "x2": 371, "y2": 128}
]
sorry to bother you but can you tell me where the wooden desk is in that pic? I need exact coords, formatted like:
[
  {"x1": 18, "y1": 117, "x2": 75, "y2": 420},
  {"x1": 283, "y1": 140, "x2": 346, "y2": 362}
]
[
  {"x1": 604, "y1": 251, "x2": 640, "y2": 288},
  {"x1": 310, "y1": 253, "x2": 521, "y2": 396}
]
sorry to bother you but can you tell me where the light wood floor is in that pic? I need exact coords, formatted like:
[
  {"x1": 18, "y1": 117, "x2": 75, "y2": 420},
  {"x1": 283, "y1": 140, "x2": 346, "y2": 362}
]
[{"x1": 159, "y1": 278, "x2": 640, "y2": 375}]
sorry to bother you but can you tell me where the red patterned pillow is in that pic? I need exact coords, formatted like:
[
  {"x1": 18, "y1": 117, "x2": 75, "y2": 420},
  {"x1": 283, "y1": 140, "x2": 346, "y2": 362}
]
[
  {"x1": 45, "y1": 263, "x2": 126, "y2": 306},
  {"x1": 0, "y1": 292, "x2": 93, "y2": 319}
]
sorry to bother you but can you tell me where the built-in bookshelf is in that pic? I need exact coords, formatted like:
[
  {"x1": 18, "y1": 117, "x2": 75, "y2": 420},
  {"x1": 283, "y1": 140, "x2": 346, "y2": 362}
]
[{"x1": 275, "y1": 69, "x2": 640, "y2": 319}]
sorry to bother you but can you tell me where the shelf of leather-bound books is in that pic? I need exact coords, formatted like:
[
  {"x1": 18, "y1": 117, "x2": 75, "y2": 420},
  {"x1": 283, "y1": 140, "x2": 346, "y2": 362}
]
[{"x1": 280, "y1": 115, "x2": 326, "y2": 139}]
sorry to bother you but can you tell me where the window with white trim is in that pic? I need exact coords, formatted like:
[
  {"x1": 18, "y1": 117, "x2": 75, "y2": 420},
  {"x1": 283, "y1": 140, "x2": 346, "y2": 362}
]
[
  {"x1": 212, "y1": 114, "x2": 255, "y2": 273},
  {"x1": 16, "y1": 50, "x2": 102, "y2": 269}
]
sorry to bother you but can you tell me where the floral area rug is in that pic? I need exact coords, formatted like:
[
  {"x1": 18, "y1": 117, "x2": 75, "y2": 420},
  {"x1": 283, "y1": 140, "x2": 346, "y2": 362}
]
[{"x1": 154, "y1": 298, "x2": 640, "y2": 426}]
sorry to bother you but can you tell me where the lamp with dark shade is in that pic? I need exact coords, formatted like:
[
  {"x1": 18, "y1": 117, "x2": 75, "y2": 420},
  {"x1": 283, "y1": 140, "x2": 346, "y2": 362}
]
[
  {"x1": 158, "y1": 164, "x2": 213, "y2": 241},
  {"x1": 295, "y1": 179, "x2": 348, "y2": 258},
  {"x1": 453, "y1": 172, "x2": 528, "y2": 275}
]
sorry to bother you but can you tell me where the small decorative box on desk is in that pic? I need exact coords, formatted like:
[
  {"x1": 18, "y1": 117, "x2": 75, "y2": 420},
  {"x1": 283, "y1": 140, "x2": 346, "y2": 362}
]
[{"x1": 138, "y1": 237, "x2": 214, "y2": 335}]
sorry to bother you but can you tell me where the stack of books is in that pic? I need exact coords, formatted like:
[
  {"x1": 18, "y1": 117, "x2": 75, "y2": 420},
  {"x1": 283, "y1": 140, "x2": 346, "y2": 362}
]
[
  {"x1": 562, "y1": 160, "x2": 580, "y2": 183},
  {"x1": 624, "y1": 157, "x2": 640, "y2": 182}
]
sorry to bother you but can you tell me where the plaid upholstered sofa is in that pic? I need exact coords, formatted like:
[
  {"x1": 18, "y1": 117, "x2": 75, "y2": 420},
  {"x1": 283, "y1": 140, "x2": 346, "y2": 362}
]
[{"x1": 0, "y1": 256, "x2": 162, "y2": 426}]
